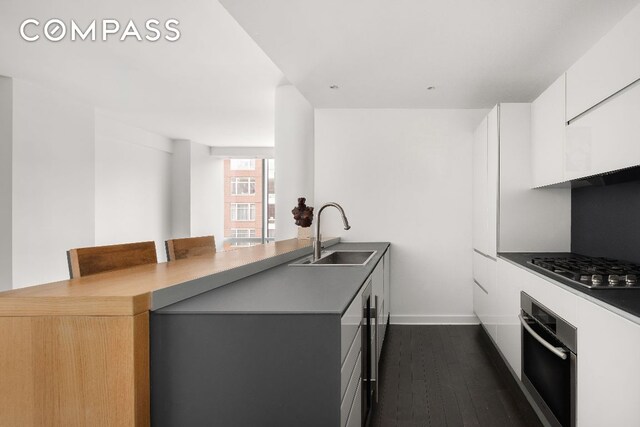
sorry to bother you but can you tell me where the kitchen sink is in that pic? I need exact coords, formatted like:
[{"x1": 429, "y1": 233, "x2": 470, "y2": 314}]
[{"x1": 290, "y1": 250, "x2": 377, "y2": 267}]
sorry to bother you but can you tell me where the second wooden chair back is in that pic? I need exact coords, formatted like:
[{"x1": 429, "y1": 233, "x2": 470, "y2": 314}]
[
  {"x1": 165, "y1": 235, "x2": 216, "y2": 261},
  {"x1": 67, "y1": 241, "x2": 158, "y2": 279}
]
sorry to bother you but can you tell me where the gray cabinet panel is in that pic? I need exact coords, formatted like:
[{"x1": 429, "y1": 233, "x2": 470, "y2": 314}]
[{"x1": 151, "y1": 313, "x2": 340, "y2": 427}]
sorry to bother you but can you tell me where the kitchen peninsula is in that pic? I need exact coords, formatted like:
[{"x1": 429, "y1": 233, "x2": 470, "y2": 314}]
[{"x1": 0, "y1": 237, "x2": 385, "y2": 426}]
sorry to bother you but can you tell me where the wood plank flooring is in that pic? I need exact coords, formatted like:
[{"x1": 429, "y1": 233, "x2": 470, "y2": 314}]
[{"x1": 369, "y1": 325, "x2": 542, "y2": 427}]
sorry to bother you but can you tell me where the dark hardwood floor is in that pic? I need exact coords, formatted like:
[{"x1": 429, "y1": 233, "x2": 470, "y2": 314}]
[{"x1": 369, "y1": 325, "x2": 542, "y2": 427}]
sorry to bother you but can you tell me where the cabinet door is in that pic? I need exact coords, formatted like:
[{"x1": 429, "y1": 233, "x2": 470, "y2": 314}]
[
  {"x1": 484, "y1": 256, "x2": 498, "y2": 342},
  {"x1": 473, "y1": 252, "x2": 497, "y2": 341},
  {"x1": 566, "y1": 4, "x2": 640, "y2": 121},
  {"x1": 576, "y1": 300, "x2": 640, "y2": 426},
  {"x1": 565, "y1": 81, "x2": 640, "y2": 180},
  {"x1": 472, "y1": 116, "x2": 488, "y2": 255},
  {"x1": 487, "y1": 106, "x2": 499, "y2": 258},
  {"x1": 531, "y1": 74, "x2": 566, "y2": 187},
  {"x1": 495, "y1": 260, "x2": 525, "y2": 379}
]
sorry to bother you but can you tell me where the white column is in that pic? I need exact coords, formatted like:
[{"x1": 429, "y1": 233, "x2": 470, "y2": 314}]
[
  {"x1": 274, "y1": 85, "x2": 315, "y2": 240},
  {"x1": 0, "y1": 77, "x2": 12, "y2": 290},
  {"x1": 171, "y1": 139, "x2": 192, "y2": 238},
  {"x1": 190, "y1": 142, "x2": 224, "y2": 248},
  {"x1": 171, "y1": 139, "x2": 225, "y2": 249}
]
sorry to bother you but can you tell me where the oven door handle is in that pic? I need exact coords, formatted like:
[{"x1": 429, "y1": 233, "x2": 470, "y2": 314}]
[{"x1": 519, "y1": 314, "x2": 568, "y2": 360}]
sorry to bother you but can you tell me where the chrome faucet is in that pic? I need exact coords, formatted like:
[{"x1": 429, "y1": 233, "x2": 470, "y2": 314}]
[{"x1": 313, "y1": 202, "x2": 351, "y2": 260}]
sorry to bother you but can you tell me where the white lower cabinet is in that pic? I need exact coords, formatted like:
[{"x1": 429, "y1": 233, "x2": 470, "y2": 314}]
[
  {"x1": 495, "y1": 259, "x2": 525, "y2": 379},
  {"x1": 576, "y1": 300, "x2": 640, "y2": 427},
  {"x1": 494, "y1": 259, "x2": 640, "y2": 427},
  {"x1": 473, "y1": 251, "x2": 497, "y2": 341}
]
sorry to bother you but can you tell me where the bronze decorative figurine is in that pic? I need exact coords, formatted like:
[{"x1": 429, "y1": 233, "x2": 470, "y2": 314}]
[{"x1": 292, "y1": 197, "x2": 314, "y2": 228}]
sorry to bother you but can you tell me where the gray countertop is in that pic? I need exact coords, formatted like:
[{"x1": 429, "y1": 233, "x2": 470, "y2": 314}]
[
  {"x1": 154, "y1": 242, "x2": 390, "y2": 315},
  {"x1": 500, "y1": 252, "x2": 640, "y2": 325}
]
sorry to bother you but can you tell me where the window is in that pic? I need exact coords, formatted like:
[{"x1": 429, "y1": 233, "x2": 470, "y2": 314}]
[
  {"x1": 231, "y1": 177, "x2": 256, "y2": 195},
  {"x1": 231, "y1": 229, "x2": 256, "y2": 238},
  {"x1": 231, "y1": 203, "x2": 256, "y2": 221},
  {"x1": 230, "y1": 159, "x2": 256, "y2": 170},
  {"x1": 222, "y1": 158, "x2": 275, "y2": 250}
]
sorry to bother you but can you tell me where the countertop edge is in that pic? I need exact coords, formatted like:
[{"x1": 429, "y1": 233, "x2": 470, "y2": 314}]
[{"x1": 498, "y1": 253, "x2": 640, "y2": 326}]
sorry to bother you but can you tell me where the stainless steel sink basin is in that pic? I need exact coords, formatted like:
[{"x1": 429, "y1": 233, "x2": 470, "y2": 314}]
[{"x1": 290, "y1": 250, "x2": 377, "y2": 267}]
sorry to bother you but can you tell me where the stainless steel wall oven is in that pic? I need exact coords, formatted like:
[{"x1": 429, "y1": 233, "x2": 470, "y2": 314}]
[{"x1": 520, "y1": 292, "x2": 577, "y2": 427}]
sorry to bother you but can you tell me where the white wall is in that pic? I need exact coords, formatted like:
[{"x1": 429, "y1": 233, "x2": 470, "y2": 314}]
[
  {"x1": 315, "y1": 109, "x2": 487, "y2": 324},
  {"x1": 275, "y1": 85, "x2": 314, "y2": 240},
  {"x1": 94, "y1": 114, "x2": 173, "y2": 262},
  {"x1": 12, "y1": 79, "x2": 95, "y2": 288},
  {"x1": 5, "y1": 80, "x2": 226, "y2": 288},
  {"x1": 0, "y1": 77, "x2": 11, "y2": 291}
]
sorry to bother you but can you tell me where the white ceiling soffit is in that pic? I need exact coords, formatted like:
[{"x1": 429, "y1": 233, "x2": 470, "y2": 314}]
[
  {"x1": 0, "y1": 0, "x2": 285, "y2": 146},
  {"x1": 209, "y1": 146, "x2": 274, "y2": 158},
  {"x1": 219, "y1": 0, "x2": 640, "y2": 109}
]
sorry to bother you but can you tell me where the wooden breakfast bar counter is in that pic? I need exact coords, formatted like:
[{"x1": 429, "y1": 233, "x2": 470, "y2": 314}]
[{"x1": 0, "y1": 238, "x2": 332, "y2": 427}]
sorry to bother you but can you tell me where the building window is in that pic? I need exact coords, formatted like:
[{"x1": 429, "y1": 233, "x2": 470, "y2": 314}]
[
  {"x1": 230, "y1": 159, "x2": 256, "y2": 170},
  {"x1": 231, "y1": 177, "x2": 256, "y2": 195},
  {"x1": 231, "y1": 228, "x2": 256, "y2": 238},
  {"x1": 231, "y1": 203, "x2": 256, "y2": 221}
]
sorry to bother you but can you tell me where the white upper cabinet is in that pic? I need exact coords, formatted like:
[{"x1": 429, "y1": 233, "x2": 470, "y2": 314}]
[
  {"x1": 486, "y1": 106, "x2": 499, "y2": 258},
  {"x1": 566, "y1": 4, "x2": 640, "y2": 121},
  {"x1": 472, "y1": 116, "x2": 489, "y2": 256},
  {"x1": 565, "y1": 80, "x2": 640, "y2": 179},
  {"x1": 472, "y1": 107, "x2": 498, "y2": 259},
  {"x1": 473, "y1": 104, "x2": 570, "y2": 255},
  {"x1": 499, "y1": 104, "x2": 571, "y2": 253},
  {"x1": 531, "y1": 74, "x2": 566, "y2": 187}
]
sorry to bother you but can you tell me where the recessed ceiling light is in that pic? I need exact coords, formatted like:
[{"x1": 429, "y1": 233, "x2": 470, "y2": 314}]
[
  {"x1": 427, "y1": 86, "x2": 436, "y2": 90},
  {"x1": 329, "y1": 85, "x2": 340, "y2": 90}
]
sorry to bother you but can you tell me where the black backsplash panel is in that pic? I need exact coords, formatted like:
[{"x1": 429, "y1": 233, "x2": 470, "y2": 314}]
[{"x1": 572, "y1": 180, "x2": 640, "y2": 264}]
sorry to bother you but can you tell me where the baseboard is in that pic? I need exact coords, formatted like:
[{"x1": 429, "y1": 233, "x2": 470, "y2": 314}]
[{"x1": 390, "y1": 314, "x2": 480, "y2": 325}]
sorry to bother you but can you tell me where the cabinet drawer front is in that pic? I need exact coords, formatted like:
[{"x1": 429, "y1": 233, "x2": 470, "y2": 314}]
[
  {"x1": 341, "y1": 326, "x2": 361, "y2": 400},
  {"x1": 341, "y1": 280, "x2": 367, "y2": 364},
  {"x1": 345, "y1": 382, "x2": 362, "y2": 427},
  {"x1": 341, "y1": 353, "x2": 361, "y2": 427},
  {"x1": 472, "y1": 251, "x2": 487, "y2": 286}
]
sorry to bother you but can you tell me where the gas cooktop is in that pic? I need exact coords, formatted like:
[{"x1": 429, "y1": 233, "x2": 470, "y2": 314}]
[{"x1": 528, "y1": 255, "x2": 640, "y2": 289}]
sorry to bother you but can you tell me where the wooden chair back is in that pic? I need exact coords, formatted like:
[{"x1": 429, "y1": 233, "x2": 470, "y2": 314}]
[
  {"x1": 165, "y1": 235, "x2": 216, "y2": 261},
  {"x1": 67, "y1": 241, "x2": 158, "y2": 279}
]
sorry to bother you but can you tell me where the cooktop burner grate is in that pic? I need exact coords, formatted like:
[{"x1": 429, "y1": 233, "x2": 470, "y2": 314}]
[{"x1": 528, "y1": 256, "x2": 640, "y2": 289}]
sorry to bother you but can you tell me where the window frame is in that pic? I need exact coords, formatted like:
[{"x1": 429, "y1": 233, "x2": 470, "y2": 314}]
[
  {"x1": 230, "y1": 203, "x2": 256, "y2": 222},
  {"x1": 230, "y1": 177, "x2": 256, "y2": 196}
]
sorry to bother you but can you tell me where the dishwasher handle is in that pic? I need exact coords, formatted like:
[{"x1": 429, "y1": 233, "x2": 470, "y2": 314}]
[{"x1": 519, "y1": 314, "x2": 567, "y2": 360}]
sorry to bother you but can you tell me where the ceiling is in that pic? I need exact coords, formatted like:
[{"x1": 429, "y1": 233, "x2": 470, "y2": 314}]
[
  {"x1": 0, "y1": 0, "x2": 284, "y2": 146},
  {"x1": 1, "y1": 0, "x2": 638, "y2": 145},
  {"x1": 220, "y1": 0, "x2": 640, "y2": 108}
]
